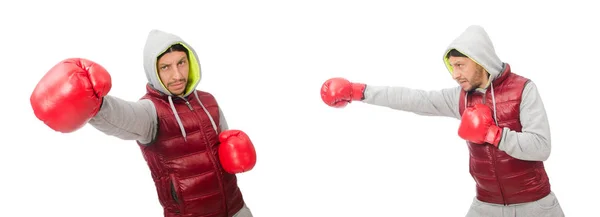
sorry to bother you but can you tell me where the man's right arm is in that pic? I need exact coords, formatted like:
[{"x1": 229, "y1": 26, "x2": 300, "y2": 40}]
[
  {"x1": 361, "y1": 85, "x2": 462, "y2": 119},
  {"x1": 88, "y1": 95, "x2": 158, "y2": 145}
]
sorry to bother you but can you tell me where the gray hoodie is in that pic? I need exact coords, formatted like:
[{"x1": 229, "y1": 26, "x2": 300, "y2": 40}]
[
  {"x1": 361, "y1": 25, "x2": 552, "y2": 161},
  {"x1": 88, "y1": 29, "x2": 228, "y2": 145}
]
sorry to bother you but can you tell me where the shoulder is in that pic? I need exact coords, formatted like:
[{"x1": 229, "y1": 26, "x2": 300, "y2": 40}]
[
  {"x1": 509, "y1": 71, "x2": 537, "y2": 93},
  {"x1": 193, "y1": 90, "x2": 220, "y2": 107},
  {"x1": 508, "y1": 71, "x2": 531, "y2": 84},
  {"x1": 140, "y1": 94, "x2": 168, "y2": 108},
  {"x1": 195, "y1": 90, "x2": 215, "y2": 98}
]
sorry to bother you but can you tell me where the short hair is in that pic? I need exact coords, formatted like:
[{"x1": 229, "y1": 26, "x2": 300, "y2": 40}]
[
  {"x1": 157, "y1": 43, "x2": 189, "y2": 60},
  {"x1": 446, "y1": 49, "x2": 467, "y2": 58}
]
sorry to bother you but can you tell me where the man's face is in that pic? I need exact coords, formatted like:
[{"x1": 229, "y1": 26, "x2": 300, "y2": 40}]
[
  {"x1": 157, "y1": 51, "x2": 189, "y2": 96},
  {"x1": 448, "y1": 56, "x2": 487, "y2": 92}
]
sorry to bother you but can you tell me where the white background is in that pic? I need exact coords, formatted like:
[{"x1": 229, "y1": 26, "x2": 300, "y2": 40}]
[{"x1": 1, "y1": 0, "x2": 598, "y2": 216}]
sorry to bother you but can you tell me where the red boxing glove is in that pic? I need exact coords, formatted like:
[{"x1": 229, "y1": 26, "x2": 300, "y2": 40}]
[
  {"x1": 458, "y1": 104, "x2": 503, "y2": 147},
  {"x1": 320, "y1": 77, "x2": 366, "y2": 108},
  {"x1": 30, "y1": 58, "x2": 112, "y2": 133},
  {"x1": 218, "y1": 130, "x2": 257, "y2": 174}
]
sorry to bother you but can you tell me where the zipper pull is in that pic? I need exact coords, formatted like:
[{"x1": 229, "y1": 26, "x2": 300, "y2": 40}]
[{"x1": 185, "y1": 100, "x2": 194, "y2": 111}]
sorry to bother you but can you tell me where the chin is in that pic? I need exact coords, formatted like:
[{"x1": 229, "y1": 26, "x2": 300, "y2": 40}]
[
  {"x1": 169, "y1": 89, "x2": 185, "y2": 96},
  {"x1": 461, "y1": 85, "x2": 477, "y2": 92},
  {"x1": 459, "y1": 84, "x2": 471, "y2": 92}
]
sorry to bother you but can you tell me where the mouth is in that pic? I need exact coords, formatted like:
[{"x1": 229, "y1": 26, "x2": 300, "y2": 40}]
[{"x1": 170, "y1": 82, "x2": 185, "y2": 88}]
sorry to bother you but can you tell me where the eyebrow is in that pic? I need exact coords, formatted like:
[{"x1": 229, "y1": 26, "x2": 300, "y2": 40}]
[{"x1": 158, "y1": 57, "x2": 187, "y2": 67}]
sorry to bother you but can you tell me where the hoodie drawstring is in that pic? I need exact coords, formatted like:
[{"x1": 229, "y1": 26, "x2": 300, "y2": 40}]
[
  {"x1": 193, "y1": 91, "x2": 218, "y2": 133},
  {"x1": 463, "y1": 83, "x2": 499, "y2": 126},
  {"x1": 168, "y1": 92, "x2": 219, "y2": 142},
  {"x1": 490, "y1": 82, "x2": 499, "y2": 126},
  {"x1": 168, "y1": 95, "x2": 187, "y2": 142}
]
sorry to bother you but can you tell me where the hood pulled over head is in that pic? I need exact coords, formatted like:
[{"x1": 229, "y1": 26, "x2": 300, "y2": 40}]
[
  {"x1": 442, "y1": 25, "x2": 504, "y2": 86},
  {"x1": 143, "y1": 29, "x2": 202, "y2": 97},
  {"x1": 141, "y1": 29, "x2": 218, "y2": 142}
]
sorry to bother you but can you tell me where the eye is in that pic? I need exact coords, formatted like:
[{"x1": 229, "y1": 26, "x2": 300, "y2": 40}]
[
  {"x1": 160, "y1": 65, "x2": 169, "y2": 71},
  {"x1": 178, "y1": 60, "x2": 186, "y2": 66}
]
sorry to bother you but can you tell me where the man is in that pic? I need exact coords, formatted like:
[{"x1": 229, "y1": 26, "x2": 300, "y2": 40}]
[
  {"x1": 320, "y1": 25, "x2": 564, "y2": 216},
  {"x1": 31, "y1": 29, "x2": 256, "y2": 217}
]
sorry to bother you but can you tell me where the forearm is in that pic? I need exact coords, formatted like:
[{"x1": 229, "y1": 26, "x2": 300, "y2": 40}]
[
  {"x1": 362, "y1": 85, "x2": 462, "y2": 119},
  {"x1": 88, "y1": 95, "x2": 158, "y2": 144},
  {"x1": 498, "y1": 128, "x2": 551, "y2": 161}
]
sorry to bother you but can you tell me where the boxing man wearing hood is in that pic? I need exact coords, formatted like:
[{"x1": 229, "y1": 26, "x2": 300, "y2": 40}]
[
  {"x1": 320, "y1": 25, "x2": 564, "y2": 217},
  {"x1": 31, "y1": 29, "x2": 257, "y2": 217}
]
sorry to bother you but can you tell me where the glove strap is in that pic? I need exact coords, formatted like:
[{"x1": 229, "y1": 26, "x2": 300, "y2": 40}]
[
  {"x1": 485, "y1": 125, "x2": 503, "y2": 147},
  {"x1": 351, "y1": 83, "x2": 366, "y2": 101}
]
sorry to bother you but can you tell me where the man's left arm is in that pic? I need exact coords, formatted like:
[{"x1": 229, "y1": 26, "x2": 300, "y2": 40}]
[
  {"x1": 215, "y1": 103, "x2": 257, "y2": 174},
  {"x1": 497, "y1": 81, "x2": 552, "y2": 161},
  {"x1": 218, "y1": 107, "x2": 229, "y2": 132}
]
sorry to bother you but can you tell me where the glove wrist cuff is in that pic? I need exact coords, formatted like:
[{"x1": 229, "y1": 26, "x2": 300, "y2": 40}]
[
  {"x1": 351, "y1": 83, "x2": 366, "y2": 101},
  {"x1": 485, "y1": 125, "x2": 503, "y2": 147}
]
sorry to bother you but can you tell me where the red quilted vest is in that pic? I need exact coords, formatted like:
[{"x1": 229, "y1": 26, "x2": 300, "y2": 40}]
[
  {"x1": 137, "y1": 84, "x2": 244, "y2": 217},
  {"x1": 459, "y1": 64, "x2": 551, "y2": 205}
]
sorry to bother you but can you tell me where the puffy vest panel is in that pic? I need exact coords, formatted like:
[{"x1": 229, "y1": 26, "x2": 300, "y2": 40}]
[
  {"x1": 138, "y1": 84, "x2": 244, "y2": 217},
  {"x1": 459, "y1": 64, "x2": 551, "y2": 205}
]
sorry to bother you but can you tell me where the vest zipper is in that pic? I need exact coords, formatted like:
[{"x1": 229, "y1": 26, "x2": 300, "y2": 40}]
[
  {"x1": 491, "y1": 148, "x2": 507, "y2": 205},
  {"x1": 485, "y1": 90, "x2": 507, "y2": 205},
  {"x1": 184, "y1": 99, "x2": 194, "y2": 111}
]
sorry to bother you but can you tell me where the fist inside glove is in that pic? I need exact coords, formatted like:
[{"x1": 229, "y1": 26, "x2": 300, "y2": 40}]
[
  {"x1": 458, "y1": 104, "x2": 503, "y2": 147},
  {"x1": 320, "y1": 77, "x2": 366, "y2": 108},
  {"x1": 218, "y1": 129, "x2": 257, "y2": 174},
  {"x1": 30, "y1": 58, "x2": 112, "y2": 133}
]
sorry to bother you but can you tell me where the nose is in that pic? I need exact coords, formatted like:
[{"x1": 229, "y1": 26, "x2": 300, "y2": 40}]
[
  {"x1": 172, "y1": 67, "x2": 183, "y2": 79},
  {"x1": 452, "y1": 70, "x2": 461, "y2": 80}
]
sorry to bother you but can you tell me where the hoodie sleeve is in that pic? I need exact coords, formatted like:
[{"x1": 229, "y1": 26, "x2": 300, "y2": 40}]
[
  {"x1": 362, "y1": 85, "x2": 462, "y2": 119},
  {"x1": 88, "y1": 95, "x2": 158, "y2": 145},
  {"x1": 218, "y1": 107, "x2": 229, "y2": 132},
  {"x1": 497, "y1": 82, "x2": 551, "y2": 161}
]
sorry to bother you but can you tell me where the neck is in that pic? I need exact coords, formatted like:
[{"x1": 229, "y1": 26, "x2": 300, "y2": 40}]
[{"x1": 478, "y1": 73, "x2": 491, "y2": 89}]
